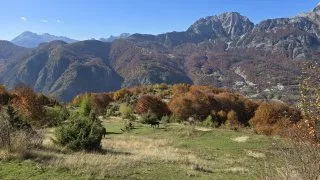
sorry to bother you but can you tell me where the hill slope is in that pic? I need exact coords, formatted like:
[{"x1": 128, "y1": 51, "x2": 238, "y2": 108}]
[
  {"x1": 1, "y1": 5, "x2": 320, "y2": 101},
  {"x1": 0, "y1": 40, "x2": 122, "y2": 101}
]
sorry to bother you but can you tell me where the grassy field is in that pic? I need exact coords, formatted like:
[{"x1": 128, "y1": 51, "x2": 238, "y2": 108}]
[{"x1": 0, "y1": 117, "x2": 281, "y2": 179}]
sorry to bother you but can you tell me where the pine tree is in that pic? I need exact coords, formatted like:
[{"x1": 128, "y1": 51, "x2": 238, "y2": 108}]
[
  {"x1": 6, "y1": 105, "x2": 31, "y2": 131},
  {"x1": 79, "y1": 94, "x2": 91, "y2": 117}
]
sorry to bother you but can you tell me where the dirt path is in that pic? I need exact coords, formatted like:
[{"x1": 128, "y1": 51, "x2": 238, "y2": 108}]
[
  {"x1": 232, "y1": 136, "x2": 249, "y2": 142},
  {"x1": 195, "y1": 127, "x2": 213, "y2": 132}
]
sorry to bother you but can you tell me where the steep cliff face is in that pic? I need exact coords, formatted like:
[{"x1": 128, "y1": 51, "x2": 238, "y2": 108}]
[
  {"x1": 187, "y1": 12, "x2": 254, "y2": 42},
  {"x1": 237, "y1": 17, "x2": 320, "y2": 59}
]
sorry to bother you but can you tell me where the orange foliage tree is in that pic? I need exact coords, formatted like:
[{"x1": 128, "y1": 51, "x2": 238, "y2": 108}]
[
  {"x1": 249, "y1": 102, "x2": 301, "y2": 136},
  {"x1": 90, "y1": 93, "x2": 113, "y2": 115},
  {"x1": 226, "y1": 110, "x2": 240, "y2": 128},
  {"x1": 169, "y1": 87, "x2": 218, "y2": 120},
  {"x1": 11, "y1": 85, "x2": 46, "y2": 127},
  {"x1": 134, "y1": 95, "x2": 171, "y2": 118},
  {"x1": 214, "y1": 92, "x2": 257, "y2": 125},
  {"x1": 172, "y1": 84, "x2": 190, "y2": 96},
  {"x1": 169, "y1": 85, "x2": 259, "y2": 126},
  {"x1": 113, "y1": 88, "x2": 131, "y2": 101}
]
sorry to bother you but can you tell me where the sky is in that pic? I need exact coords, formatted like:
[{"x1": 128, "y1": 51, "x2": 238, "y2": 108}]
[{"x1": 0, "y1": 0, "x2": 319, "y2": 40}]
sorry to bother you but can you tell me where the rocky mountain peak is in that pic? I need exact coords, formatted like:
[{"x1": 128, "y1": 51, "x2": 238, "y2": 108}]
[
  {"x1": 99, "y1": 33, "x2": 131, "y2": 42},
  {"x1": 217, "y1": 12, "x2": 254, "y2": 40},
  {"x1": 187, "y1": 12, "x2": 254, "y2": 41},
  {"x1": 313, "y1": 2, "x2": 320, "y2": 12},
  {"x1": 11, "y1": 31, "x2": 77, "y2": 48}
]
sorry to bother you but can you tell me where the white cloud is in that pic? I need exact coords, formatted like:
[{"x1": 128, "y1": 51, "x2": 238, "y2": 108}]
[
  {"x1": 40, "y1": 19, "x2": 49, "y2": 23},
  {"x1": 57, "y1": 19, "x2": 62, "y2": 23},
  {"x1": 20, "y1": 17, "x2": 27, "y2": 21}
]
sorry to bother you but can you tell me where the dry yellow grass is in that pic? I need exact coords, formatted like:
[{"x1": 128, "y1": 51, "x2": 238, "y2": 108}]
[{"x1": 40, "y1": 135, "x2": 213, "y2": 178}]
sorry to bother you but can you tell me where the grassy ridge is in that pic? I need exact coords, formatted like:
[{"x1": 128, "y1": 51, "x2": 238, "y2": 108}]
[
  {"x1": 0, "y1": 117, "x2": 279, "y2": 179},
  {"x1": 104, "y1": 119, "x2": 277, "y2": 179}
]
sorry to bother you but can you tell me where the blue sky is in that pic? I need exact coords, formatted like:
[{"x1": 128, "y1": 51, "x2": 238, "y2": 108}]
[{"x1": 0, "y1": 0, "x2": 319, "y2": 40}]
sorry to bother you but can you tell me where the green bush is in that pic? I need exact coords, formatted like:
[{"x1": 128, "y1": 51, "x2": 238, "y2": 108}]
[
  {"x1": 169, "y1": 114, "x2": 182, "y2": 123},
  {"x1": 202, "y1": 115, "x2": 219, "y2": 128},
  {"x1": 119, "y1": 103, "x2": 133, "y2": 119},
  {"x1": 105, "y1": 105, "x2": 118, "y2": 117},
  {"x1": 55, "y1": 117, "x2": 105, "y2": 151},
  {"x1": 160, "y1": 115, "x2": 170, "y2": 127},
  {"x1": 140, "y1": 110, "x2": 158, "y2": 124},
  {"x1": 5, "y1": 105, "x2": 32, "y2": 131},
  {"x1": 79, "y1": 95, "x2": 91, "y2": 117},
  {"x1": 122, "y1": 120, "x2": 134, "y2": 132},
  {"x1": 45, "y1": 106, "x2": 70, "y2": 126},
  {"x1": 161, "y1": 115, "x2": 169, "y2": 124}
]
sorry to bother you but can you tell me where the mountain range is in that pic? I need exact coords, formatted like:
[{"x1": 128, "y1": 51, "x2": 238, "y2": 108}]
[
  {"x1": 11, "y1": 31, "x2": 78, "y2": 48},
  {"x1": 1, "y1": 4, "x2": 320, "y2": 102},
  {"x1": 99, "y1": 33, "x2": 131, "y2": 42},
  {"x1": 11, "y1": 31, "x2": 131, "y2": 48}
]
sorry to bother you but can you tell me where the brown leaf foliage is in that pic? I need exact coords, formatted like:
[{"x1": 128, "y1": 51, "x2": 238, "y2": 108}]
[
  {"x1": 169, "y1": 85, "x2": 257, "y2": 125},
  {"x1": 90, "y1": 93, "x2": 113, "y2": 115},
  {"x1": 72, "y1": 93, "x2": 113, "y2": 115},
  {"x1": 169, "y1": 86, "x2": 219, "y2": 120},
  {"x1": 249, "y1": 102, "x2": 301, "y2": 136},
  {"x1": 113, "y1": 88, "x2": 131, "y2": 101},
  {"x1": 11, "y1": 85, "x2": 46, "y2": 126},
  {"x1": 172, "y1": 84, "x2": 190, "y2": 96},
  {"x1": 134, "y1": 95, "x2": 170, "y2": 118}
]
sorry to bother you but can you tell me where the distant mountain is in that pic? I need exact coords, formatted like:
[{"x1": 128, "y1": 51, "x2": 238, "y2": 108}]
[
  {"x1": 0, "y1": 41, "x2": 30, "y2": 69},
  {"x1": 11, "y1": 31, "x2": 78, "y2": 48},
  {"x1": 128, "y1": 12, "x2": 254, "y2": 48},
  {"x1": 0, "y1": 40, "x2": 122, "y2": 101},
  {"x1": 99, "y1": 33, "x2": 131, "y2": 42},
  {"x1": 0, "y1": 41, "x2": 28, "y2": 60},
  {"x1": 1, "y1": 4, "x2": 320, "y2": 102}
]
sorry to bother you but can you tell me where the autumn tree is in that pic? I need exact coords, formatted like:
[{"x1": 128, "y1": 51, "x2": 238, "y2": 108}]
[
  {"x1": 134, "y1": 95, "x2": 171, "y2": 118},
  {"x1": 169, "y1": 87, "x2": 217, "y2": 120},
  {"x1": 217, "y1": 110, "x2": 227, "y2": 124},
  {"x1": 214, "y1": 92, "x2": 256, "y2": 125},
  {"x1": 226, "y1": 110, "x2": 240, "y2": 128},
  {"x1": 250, "y1": 102, "x2": 301, "y2": 136},
  {"x1": 91, "y1": 93, "x2": 113, "y2": 115},
  {"x1": 172, "y1": 84, "x2": 190, "y2": 96},
  {"x1": 113, "y1": 88, "x2": 131, "y2": 101},
  {"x1": 11, "y1": 85, "x2": 46, "y2": 127},
  {"x1": 168, "y1": 95, "x2": 193, "y2": 120}
]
